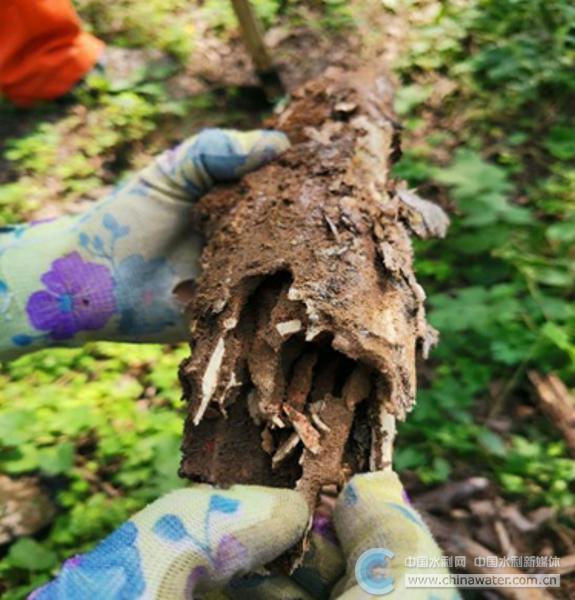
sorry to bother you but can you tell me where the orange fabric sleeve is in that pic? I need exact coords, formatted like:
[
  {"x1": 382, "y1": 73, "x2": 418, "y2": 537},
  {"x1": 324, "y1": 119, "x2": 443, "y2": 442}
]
[{"x1": 0, "y1": 0, "x2": 105, "y2": 106}]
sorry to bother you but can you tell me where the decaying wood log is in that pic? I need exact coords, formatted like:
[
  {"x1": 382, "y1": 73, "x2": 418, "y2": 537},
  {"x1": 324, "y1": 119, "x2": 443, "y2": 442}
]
[{"x1": 178, "y1": 65, "x2": 448, "y2": 514}]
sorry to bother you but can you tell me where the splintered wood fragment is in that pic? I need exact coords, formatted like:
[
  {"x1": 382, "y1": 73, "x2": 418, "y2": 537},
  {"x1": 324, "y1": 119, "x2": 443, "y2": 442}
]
[
  {"x1": 528, "y1": 371, "x2": 575, "y2": 456},
  {"x1": 261, "y1": 426, "x2": 275, "y2": 454},
  {"x1": 372, "y1": 409, "x2": 396, "y2": 472},
  {"x1": 396, "y1": 186, "x2": 450, "y2": 239},
  {"x1": 266, "y1": 282, "x2": 306, "y2": 350},
  {"x1": 275, "y1": 320, "x2": 302, "y2": 337},
  {"x1": 370, "y1": 376, "x2": 397, "y2": 471},
  {"x1": 283, "y1": 405, "x2": 321, "y2": 454},
  {"x1": 194, "y1": 336, "x2": 225, "y2": 425},
  {"x1": 272, "y1": 432, "x2": 301, "y2": 466},
  {"x1": 309, "y1": 403, "x2": 331, "y2": 433}
]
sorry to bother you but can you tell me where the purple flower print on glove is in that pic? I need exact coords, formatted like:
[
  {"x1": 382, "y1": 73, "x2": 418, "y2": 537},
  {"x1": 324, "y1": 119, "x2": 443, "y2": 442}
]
[
  {"x1": 26, "y1": 252, "x2": 116, "y2": 340},
  {"x1": 311, "y1": 512, "x2": 338, "y2": 545}
]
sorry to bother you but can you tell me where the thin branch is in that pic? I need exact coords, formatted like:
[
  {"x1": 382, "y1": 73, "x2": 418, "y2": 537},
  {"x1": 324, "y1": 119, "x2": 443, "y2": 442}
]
[{"x1": 230, "y1": 0, "x2": 285, "y2": 99}]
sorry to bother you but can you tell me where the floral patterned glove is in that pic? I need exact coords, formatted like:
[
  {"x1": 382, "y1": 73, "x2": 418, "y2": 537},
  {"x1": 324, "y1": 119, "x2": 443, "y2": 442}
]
[
  {"x1": 226, "y1": 472, "x2": 461, "y2": 599},
  {"x1": 0, "y1": 128, "x2": 289, "y2": 361},
  {"x1": 29, "y1": 483, "x2": 309, "y2": 599},
  {"x1": 30, "y1": 472, "x2": 460, "y2": 600},
  {"x1": 330, "y1": 471, "x2": 461, "y2": 599}
]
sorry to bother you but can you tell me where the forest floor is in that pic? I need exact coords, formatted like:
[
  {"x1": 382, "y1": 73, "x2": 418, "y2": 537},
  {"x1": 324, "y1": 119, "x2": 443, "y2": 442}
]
[{"x1": 0, "y1": 1, "x2": 574, "y2": 598}]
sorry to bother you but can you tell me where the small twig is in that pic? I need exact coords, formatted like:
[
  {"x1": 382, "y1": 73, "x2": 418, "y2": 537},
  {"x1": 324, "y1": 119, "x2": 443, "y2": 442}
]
[
  {"x1": 230, "y1": 0, "x2": 285, "y2": 100},
  {"x1": 415, "y1": 477, "x2": 490, "y2": 512},
  {"x1": 494, "y1": 519, "x2": 517, "y2": 557},
  {"x1": 423, "y1": 511, "x2": 556, "y2": 600},
  {"x1": 487, "y1": 355, "x2": 530, "y2": 419}
]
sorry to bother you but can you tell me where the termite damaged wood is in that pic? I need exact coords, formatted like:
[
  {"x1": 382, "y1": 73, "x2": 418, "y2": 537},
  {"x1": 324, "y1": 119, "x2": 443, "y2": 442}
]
[{"x1": 178, "y1": 64, "x2": 449, "y2": 519}]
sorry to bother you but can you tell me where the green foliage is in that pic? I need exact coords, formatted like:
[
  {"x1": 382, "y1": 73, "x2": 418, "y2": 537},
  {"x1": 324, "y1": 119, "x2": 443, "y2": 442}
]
[
  {"x1": 0, "y1": 75, "x2": 236, "y2": 227},
  {"x1": 500, "y1": 436, "x2": 575, "y2": 509},
  {"x1": 394, "y1": 84, "x2": 432, "y2": 116},
  {"x1": 391, "y1": 0, "x2": 575, "y2": 507},
  {"x1": 198, "y1": 0, "x2": 283, "y2": 32},
  {"x1": 0, "y1": 88, "x2": 168, "y2": 225},
  {"x1": 5, "y1": 539, "x2": 58, "y2": 572},
  {"x1": 195, "y1": 0, "x2": 353, "y2": 34},
  {"x1": 0, "y1": 182, "x2": 42, "y2": 225},
  {"x1": 545, "y1": 125, "x2": 575, "y2": 161},
  {"x1": 0, "y1": 344, "x2": 188, "y2": 593},
  {"x1": 432, "y1": 150, "x2": 531, "y2": 227},
  {"x1": 74, "y1": 0, "x2": 194, "y2": 60},
  {"x1": 317, "y1": 0, "x2": 355, "y2": 30}
]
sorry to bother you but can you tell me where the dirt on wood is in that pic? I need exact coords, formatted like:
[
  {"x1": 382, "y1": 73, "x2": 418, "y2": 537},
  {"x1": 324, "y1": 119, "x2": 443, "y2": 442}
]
[{"x1": 178, "y1": 65, "x2": 448, "y2": 516}]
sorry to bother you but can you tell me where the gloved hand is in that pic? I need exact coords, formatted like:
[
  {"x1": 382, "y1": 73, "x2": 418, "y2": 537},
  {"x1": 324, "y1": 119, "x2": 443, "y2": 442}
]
[
  {"x1": 330, "y1": 472, "x2": 460, "y2": 599},
  {"x1": 30, "y1": 472, "x2": 460, "y2": 599},
  {"x1": 0, "y1": 128, "x2": 289, "y2": 361},
  {"x1": 29, "y1": 483, "x2": 309, "y2": 600}
]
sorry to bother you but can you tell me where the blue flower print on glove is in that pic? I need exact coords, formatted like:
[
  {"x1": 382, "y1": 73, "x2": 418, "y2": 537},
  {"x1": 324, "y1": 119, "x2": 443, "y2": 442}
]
[
  {"x1": 114, "y1": 254, "x2": 180, "y2": 335},
  {"x1": 79, "y1": 214, "x2": 181, "y2": 337},
  {"x1": 153, "y1": 494, "x2": 245, "y2": 566},
  {"x1": 152, "y1": 494, "x2": 248, "y2": 593},
  {"x1": 0, "y1": 280, "x2": 12, "y2": 321},
  {"x1": 30, "y1": 522, "x2": 145, "y2": 600}
]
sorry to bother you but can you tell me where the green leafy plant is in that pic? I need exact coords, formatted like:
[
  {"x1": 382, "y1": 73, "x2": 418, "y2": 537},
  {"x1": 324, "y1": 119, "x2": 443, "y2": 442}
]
[
  {"x1": 74, "y1": 0, "x2": 195, "y2": 61},
  {"x1": 391, "y1": 0, "x2": 575, "y2": 509},
  {"x1": 0, "y1": 343, "x2": 189, "y2": 594}
]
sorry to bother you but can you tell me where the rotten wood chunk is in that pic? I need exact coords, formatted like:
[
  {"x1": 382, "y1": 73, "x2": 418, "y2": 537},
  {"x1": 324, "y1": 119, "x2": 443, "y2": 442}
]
[
  {"x1": 179, "y1": 65, "x2": 447, "y2": 514},
  {"x1": 0, "y1": 475, "x2": 56, "y2": 545},
  {"x1": 286, "y1": 352, "x2": 317, "y2": 412},
  {"x1": 528, "y1": 370, "x2": 575, "y2": 456},
  {"x1": 295, "y1": 394, "x2": 355, "y2": 505}
]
